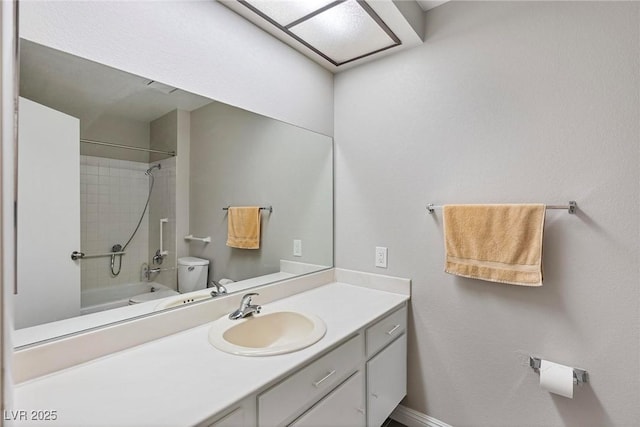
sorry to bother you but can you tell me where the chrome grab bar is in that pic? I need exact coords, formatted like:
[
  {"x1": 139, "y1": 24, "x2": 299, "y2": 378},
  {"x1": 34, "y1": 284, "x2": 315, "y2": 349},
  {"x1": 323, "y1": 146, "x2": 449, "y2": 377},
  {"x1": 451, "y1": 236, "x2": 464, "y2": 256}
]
[{"x1": 71, "y1": 251, "x2": 126, "y2": 261}]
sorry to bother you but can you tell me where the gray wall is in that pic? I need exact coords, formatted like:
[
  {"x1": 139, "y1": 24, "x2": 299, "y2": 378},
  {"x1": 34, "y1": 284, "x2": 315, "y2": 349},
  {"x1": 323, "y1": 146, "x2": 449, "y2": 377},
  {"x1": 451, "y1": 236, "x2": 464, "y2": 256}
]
[
  {"x1": 189, "y1": 102, "x2": 333, "y2": 282},
  {"x1": 334, "y1": 2, "x2": 639, "y2": 426},
  {"x1": 81, "y1": 114, "x2": 150, "y2": 163}
]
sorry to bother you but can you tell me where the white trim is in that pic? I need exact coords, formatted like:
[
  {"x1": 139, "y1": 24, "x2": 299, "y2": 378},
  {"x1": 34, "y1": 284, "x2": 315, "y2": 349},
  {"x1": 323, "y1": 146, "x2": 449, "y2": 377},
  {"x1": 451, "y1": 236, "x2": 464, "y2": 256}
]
[{"x1": 391, "y1": 404, "x2": 452, "y2": 427}]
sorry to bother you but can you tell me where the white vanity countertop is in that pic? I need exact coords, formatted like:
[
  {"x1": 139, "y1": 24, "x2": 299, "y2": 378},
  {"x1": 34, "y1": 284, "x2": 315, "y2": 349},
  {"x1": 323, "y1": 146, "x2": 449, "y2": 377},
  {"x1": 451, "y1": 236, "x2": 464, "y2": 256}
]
[{"x1": 13, "y1": 282, "x2": 409, "y2": 427}]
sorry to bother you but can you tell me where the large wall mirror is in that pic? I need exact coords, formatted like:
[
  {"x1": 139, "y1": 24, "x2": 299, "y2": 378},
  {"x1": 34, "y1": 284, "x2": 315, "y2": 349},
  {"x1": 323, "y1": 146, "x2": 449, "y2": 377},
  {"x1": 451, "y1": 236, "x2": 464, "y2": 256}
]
[{"x1": 14, "y1": 39, "x2": 333, "y2": 348}]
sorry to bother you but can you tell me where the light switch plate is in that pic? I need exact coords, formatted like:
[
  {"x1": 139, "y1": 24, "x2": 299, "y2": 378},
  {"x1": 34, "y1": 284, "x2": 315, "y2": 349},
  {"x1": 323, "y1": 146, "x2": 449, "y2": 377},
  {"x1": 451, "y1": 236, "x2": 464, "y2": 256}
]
[{"x1": 293, "y1": 239, "x2": 302, "y2": 257}]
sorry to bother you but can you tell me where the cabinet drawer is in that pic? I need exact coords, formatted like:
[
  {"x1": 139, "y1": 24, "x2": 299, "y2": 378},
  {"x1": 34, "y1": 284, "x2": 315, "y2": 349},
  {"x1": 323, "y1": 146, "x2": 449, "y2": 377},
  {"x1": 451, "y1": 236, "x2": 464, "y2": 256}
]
[
  {"x1": 258, "y1": 334, "x2": 364, "y2": 427},
  {"x1": 366, "y1": 305, "x2": 407, "y2": 358},
  {"x1": 290, "y1": 371, "x2": 365, "y2": 427}
]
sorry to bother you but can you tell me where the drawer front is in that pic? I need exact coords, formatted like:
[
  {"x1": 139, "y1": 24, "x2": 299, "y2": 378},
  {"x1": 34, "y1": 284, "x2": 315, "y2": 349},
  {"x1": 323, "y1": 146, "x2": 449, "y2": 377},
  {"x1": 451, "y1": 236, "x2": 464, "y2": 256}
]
[
  {"x1": 259, "y1": 334, "x2": 364, "y2": 427},
  {"x1": 290, "y1": 371, "x2": 365, "y2": 427},
  {"x1": 366, "y1": 305, "x2": 407, "y2": 358}
]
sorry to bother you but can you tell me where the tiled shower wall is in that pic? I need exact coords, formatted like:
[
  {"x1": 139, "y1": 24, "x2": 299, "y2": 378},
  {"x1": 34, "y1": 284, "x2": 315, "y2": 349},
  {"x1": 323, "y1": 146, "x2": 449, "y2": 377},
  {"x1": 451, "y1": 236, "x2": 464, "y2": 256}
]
[{"x1": 80, "y1": 155, "x2": 150, "y2": 290}]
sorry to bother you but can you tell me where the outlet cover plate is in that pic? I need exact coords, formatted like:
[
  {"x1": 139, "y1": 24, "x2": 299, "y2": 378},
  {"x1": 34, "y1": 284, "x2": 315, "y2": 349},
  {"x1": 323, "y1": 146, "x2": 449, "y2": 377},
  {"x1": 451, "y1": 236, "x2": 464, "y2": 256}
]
[{"x1": 375, "y1": 246, "x2": 388, "y2": 268}]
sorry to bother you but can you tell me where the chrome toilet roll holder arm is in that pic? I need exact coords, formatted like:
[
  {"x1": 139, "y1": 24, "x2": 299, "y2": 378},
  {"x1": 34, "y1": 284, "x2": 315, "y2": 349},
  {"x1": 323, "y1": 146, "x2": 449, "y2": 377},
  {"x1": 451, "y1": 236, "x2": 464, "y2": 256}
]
[{"x1": 530, "y1": 357, "x2": 588, "y2": 385}]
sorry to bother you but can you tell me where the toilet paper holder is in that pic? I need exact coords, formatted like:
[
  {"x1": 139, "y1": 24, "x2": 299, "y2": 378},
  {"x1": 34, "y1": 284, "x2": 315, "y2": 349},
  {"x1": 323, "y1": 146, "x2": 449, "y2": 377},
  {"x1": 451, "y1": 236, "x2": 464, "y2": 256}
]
[{"x1": 530, "y1": 357, "x2": 588, "y2": 385}]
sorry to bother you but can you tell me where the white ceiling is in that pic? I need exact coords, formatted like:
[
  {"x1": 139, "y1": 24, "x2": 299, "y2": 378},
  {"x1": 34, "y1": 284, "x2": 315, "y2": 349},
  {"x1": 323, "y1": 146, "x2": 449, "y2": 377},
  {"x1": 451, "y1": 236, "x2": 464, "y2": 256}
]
[{"x1": 19, "y1": 40, "x2": 212, "y2": 133}]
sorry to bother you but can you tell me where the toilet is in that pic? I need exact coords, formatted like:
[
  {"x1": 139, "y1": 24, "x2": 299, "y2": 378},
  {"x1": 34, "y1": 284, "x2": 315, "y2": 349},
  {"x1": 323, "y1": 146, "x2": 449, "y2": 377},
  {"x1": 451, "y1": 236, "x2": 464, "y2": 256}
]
[{"x1": 177, "y1": 256, "x2": 210, "y2": 293}]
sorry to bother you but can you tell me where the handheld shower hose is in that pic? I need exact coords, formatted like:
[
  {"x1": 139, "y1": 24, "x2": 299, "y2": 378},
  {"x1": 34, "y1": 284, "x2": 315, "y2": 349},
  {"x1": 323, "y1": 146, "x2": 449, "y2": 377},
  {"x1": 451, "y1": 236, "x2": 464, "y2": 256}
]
[{"x1": 110, "y1": 163, "x2": 161, "y2": 276}]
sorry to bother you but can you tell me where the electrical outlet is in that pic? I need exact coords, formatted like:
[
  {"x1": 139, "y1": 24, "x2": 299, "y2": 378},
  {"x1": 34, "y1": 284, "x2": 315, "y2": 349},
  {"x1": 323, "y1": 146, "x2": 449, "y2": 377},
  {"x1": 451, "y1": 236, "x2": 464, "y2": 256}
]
[
  {"x1": 375, "y1": 246, "x2": 388, "y2": 268},
  {"x1": 293, "y1": 239, "x2": 302, "y2": 257}
]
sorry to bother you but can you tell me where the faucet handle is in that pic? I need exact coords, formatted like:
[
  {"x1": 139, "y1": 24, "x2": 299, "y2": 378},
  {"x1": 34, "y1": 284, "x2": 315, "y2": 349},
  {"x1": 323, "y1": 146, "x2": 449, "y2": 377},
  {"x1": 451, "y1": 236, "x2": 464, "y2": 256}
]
[{"x1": 240, "y1": 292, "x2": 259, "y2": 306}]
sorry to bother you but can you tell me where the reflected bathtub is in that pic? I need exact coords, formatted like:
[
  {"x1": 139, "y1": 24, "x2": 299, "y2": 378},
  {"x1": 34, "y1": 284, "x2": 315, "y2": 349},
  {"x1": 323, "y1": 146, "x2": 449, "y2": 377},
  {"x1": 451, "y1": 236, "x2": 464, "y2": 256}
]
[{"x1": 80, "y1": 281, "x2": 174, "y2": 315}]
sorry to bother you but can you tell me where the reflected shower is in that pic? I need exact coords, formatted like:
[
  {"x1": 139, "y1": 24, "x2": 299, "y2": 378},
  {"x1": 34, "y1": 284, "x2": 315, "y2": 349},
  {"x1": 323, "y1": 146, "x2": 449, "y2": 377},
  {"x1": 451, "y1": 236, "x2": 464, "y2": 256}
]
[
  {"x1": 145, "y1": 164, "x2": 161, "y2": 176},
  {"x1": 110, "y1": 163, "x2": 161, "y2": 276}
]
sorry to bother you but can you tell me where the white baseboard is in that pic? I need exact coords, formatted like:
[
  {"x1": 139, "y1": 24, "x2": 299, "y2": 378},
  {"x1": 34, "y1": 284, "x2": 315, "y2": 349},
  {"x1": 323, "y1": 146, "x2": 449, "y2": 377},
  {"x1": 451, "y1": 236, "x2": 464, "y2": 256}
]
[{"x1": 391, "y1": 404, "x2": 452, "y2": 427}]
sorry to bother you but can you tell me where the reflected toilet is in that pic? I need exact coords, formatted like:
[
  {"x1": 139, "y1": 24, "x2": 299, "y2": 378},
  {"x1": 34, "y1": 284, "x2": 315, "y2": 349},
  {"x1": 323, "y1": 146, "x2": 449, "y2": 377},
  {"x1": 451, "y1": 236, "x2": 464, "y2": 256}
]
[
  {"x1": 129, "y1": 257, "x2": 210, "y2": 305},
  {"x1": 177, "y1": 257, "x2": 210, "y2": 293}
]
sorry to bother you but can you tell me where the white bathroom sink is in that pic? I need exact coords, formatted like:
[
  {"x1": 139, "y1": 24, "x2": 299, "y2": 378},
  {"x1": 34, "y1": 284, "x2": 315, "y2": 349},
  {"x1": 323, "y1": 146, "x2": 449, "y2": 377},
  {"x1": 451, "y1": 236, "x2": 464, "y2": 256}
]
[{"x1": 208, "y1": 311, "x2": 326, "y2": 356}]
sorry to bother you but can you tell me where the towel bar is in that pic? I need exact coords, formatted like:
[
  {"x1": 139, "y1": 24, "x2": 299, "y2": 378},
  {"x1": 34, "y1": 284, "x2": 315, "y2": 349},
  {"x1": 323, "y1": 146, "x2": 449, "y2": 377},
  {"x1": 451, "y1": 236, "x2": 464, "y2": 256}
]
[
  {"x1": 184, "y1": 235, "x2": 211, "y2": 243},
  {"x1": 426, "y1": 201, "x2": 577, "y2": 215},
  {"x1": 223, "y1": 206, "x2": 273, "y2": 213}
]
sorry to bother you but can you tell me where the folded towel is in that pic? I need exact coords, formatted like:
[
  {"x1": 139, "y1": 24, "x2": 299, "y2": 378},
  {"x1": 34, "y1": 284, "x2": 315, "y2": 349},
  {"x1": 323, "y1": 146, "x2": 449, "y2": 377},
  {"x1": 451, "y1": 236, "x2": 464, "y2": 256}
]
[
  {"x1": 443, "y1": 204, "x2": 545, "y2": 286},
  {"x1": 226, "y1": 207, "x2": 261, "y2": 249}
]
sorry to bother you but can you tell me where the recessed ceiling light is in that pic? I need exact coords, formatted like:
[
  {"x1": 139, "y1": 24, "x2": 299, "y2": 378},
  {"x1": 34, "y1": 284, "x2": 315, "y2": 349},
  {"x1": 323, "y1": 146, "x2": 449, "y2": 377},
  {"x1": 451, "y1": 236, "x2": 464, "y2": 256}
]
[
  {"x1": 244, "y1": 0, "x2": 336, "y2": 26},
  {"x1": 238, "y1": 0, "x2": 401, "y2": 66}
]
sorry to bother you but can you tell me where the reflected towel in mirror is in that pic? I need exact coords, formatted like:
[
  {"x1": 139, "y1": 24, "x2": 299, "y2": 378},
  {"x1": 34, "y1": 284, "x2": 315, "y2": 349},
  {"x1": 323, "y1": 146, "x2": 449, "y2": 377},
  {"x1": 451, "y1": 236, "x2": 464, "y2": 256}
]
[{"x1": 227, "y1": 206, "x2": 261, "y2": 249}]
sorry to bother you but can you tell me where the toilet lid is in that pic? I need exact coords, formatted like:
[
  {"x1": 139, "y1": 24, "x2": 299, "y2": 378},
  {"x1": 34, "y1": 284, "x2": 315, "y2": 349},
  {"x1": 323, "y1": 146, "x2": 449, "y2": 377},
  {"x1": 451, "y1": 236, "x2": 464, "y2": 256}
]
[{"x1": 129, "y1": 289, "x2": 179, "y2": 304}]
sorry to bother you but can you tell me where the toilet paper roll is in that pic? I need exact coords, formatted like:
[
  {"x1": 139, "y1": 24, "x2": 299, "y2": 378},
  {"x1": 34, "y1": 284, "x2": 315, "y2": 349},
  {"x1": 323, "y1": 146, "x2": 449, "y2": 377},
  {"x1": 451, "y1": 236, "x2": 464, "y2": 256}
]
[{"x1": 540, "y1": 360, "x2": 574, "y2": 398}]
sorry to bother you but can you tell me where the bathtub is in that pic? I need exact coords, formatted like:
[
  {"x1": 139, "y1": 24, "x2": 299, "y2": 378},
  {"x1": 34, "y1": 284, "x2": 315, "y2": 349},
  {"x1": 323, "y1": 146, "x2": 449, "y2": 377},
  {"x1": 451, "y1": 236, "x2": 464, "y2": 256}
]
[
  {"x1": 16, "y1": 282, "x2": 178, "y2": 347},
  {"x1": 80, "y1": 281, "x2": 174, "y2": 315}
]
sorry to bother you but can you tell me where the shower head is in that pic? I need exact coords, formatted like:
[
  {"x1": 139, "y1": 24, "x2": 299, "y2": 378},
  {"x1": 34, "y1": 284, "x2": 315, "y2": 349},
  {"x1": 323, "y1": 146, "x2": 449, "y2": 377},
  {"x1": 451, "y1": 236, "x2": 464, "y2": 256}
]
[{"x1": 145, "y1": 164, "x2": 161, "y2": 176}]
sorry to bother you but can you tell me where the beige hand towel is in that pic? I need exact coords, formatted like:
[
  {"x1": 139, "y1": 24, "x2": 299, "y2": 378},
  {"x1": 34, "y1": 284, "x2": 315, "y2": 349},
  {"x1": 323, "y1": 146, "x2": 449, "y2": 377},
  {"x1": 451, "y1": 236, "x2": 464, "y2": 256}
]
[
  {"x1": 443, "y1": 204, "x2": 545, "y2": 286},
  {"x1": 226, "y1": 207, "x2": 261, "y2": 249}
]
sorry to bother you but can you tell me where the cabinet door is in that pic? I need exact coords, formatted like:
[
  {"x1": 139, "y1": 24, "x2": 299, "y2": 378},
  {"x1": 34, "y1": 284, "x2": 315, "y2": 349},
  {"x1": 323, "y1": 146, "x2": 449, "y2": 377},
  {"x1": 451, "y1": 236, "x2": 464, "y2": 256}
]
[
  {"x1": 367, "y1": 334, "x2": 407, "y2": 427},
  {"x1": 290, "y1": 371, "x2": 365, "y2": 427}
]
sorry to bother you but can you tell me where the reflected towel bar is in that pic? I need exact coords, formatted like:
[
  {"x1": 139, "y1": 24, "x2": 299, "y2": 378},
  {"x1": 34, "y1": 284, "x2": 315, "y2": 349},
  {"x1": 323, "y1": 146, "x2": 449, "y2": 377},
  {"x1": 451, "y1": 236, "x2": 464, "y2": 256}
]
[
  {"x1": 184, "y1": 235, "x2": 211, "y2": 243},
  {"x1": 223, "y1": 206, "x2": 273, "y2": 214},
  {"x1": 426, "y1": 201, "x2": 577, "y2": 214}
]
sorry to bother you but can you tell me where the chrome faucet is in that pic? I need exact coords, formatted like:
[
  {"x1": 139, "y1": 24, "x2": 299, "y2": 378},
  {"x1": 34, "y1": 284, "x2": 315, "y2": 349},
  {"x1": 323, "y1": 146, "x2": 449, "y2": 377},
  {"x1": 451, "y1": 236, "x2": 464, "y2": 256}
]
[
  {"x1": 209, "y1": 280, "x2": 228, "y2": 297},
  {"x1": 143, "y1": 265, "x2": 161, "y2": 281},
  {"x1": 152, "y1": 249, "x2": 164, "y2": 265},
  {"x1": 229, "y1": 293, "x2": 261, "y2": 320}
]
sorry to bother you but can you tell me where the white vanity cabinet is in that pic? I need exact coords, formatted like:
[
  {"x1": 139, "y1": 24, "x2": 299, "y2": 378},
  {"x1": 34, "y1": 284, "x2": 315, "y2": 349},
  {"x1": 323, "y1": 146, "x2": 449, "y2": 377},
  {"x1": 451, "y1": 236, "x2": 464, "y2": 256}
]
[
  {"x1": 253, "y1": 303, "x2": 408, "y2": 427},
  {"x1": 205, "y1": 397, "x2": 256, "y2": 427},
  {"x1": 290, "y1": 371, "x2": 366, "y2": 427},
  {"x1": 258, "y1": 334, "x2": 364, "y2": 426},
  {"x1": 365, "y1": 306, "x2": 408, "y2": 427},
  {"x1": 207, "y1": 407, "x2": 244, "y2": 427},
  {"x1": 367, "y1": 334, "x2": 407, "y2": 427},
  {"x1": 13, "y1": 279, "x2": 410, "y2": 427}
]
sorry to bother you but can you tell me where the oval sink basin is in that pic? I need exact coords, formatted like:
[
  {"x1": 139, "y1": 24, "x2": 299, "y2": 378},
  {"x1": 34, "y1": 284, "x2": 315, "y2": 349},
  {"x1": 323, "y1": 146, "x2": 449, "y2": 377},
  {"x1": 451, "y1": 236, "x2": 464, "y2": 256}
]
[{"x1": 208, "y1": 311, "x2": 326, "y2": 356}]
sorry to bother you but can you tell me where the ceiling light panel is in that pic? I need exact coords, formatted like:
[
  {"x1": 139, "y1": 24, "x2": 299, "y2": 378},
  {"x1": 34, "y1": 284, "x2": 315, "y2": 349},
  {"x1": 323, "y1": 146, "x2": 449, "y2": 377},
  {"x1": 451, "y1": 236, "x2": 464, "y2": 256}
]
[
  {"x1": 288, "y1": 0, "x2": 396, "y2": 64},
  {"x1": 244, "y1": 0, "x2": 337, "y2": 26},
  {"x1": 234, "y1": 0, "x2": 401, "y2": 67}
]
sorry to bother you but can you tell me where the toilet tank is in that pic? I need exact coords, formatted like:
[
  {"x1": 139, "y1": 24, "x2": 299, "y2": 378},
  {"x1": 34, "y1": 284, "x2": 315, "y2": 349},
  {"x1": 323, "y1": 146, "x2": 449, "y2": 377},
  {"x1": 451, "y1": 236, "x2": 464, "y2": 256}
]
[{"x1": 177, "y1": 257, "x2": 209, "y2": 293}]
